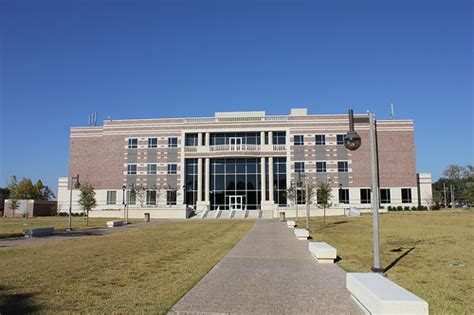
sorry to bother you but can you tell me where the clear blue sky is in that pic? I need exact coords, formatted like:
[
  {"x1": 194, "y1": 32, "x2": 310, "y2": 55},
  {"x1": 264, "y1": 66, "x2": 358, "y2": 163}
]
[{"x1": 1, "y1": 0, "x2": 472, "y2": 194}]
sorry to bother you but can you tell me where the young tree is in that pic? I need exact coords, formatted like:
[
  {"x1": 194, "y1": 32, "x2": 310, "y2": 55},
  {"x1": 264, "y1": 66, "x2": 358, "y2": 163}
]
[
  {"x1": 10, "y1": 199, "x2": 19, "y2": 217},
  {"x1": 317, "y1": 182, "x2": 332, "y2": 225},
  {"x1": 134, "y1": 184, "x2": 147, "y2": 207},
  {"x1": 78, "y1": 183, "x2": 97, "y2": 226}
]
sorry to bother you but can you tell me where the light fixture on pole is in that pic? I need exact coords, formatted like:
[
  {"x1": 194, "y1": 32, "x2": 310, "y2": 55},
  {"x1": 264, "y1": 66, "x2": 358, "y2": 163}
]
[
  {"x1": 344, "y1": 109, "x2": 383, "y2": 273},
  {"x1": 67, "y1": 174, "x2": 81, "y2": 232}
]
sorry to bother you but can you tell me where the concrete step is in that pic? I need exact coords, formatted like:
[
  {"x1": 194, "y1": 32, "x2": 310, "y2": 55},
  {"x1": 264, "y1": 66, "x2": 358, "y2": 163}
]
[{"x1": 247, "y1": 210, "x2": 262, "y2": 219}]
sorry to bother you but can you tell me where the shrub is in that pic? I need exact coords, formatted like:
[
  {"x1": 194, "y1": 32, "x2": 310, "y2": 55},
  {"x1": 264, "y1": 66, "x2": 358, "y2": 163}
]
[
  {"x1": 404, "y1": 206, "x2": 410, "y2": 211},
  {"x1": 388, "y1": 206, "x2": 393, "y2": 211},
  {"x1": 397, "y1": 206, "x2": 403, "y2": 211},
  {"x1": 431, "y1": 205, "x2": 441, "y2": 210},
  {"x1": 411, "y1": 206, "x2": 417, "y2": 211},
  {"x1": 380, "y1": 206, "x2": 385, "y2": 209}
]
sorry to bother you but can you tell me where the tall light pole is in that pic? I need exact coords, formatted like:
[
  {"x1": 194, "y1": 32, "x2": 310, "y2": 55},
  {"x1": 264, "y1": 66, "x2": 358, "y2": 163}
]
[
  {"x1": 344, "y1": 109, "x2": 383, "y2": 273},
  {"x1": 68, "y1": 174, "x2": 81, "y2": 231}
]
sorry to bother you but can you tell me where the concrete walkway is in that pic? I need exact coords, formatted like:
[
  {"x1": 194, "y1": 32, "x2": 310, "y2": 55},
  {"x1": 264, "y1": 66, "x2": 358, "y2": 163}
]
[
  {"x1": 170, "y1": 220, "x2": 360, "y2": 314},
  {"x1": 0, "y1": 220, "x2": 179, "y2": 249}
]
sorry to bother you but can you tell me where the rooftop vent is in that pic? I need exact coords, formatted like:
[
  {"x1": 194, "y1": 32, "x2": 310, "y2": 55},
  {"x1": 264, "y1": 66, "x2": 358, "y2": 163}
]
[{"x1": 290, "y1": 108, "x2": 308, "y2": 116}]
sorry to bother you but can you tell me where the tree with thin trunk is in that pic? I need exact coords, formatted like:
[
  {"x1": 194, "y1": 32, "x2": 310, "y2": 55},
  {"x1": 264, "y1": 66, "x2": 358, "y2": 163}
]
[
  {"x1": 10, "y1": 199, "x2": 19, "y2": 218},
  {"x1": 316, "y1": 182, "x2": 332, "y2": 225},
  {"x1": 78, "y1": 183, "x2": 97, "y2": 226}
]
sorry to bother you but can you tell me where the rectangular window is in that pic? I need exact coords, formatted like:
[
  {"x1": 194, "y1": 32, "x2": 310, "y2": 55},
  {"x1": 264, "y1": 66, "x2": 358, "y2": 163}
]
[
  {"x1": 336, "y1": 134, "x2": 345, "y2": 145},
  {"x1": 296, "y1": 189, "x2": 306, "y2": 205},
  {"x1": 168, "y1": 137, "x2": 178, "y2": 148},
  {"x1": 380, "y1": 189, "x2": 391, "y2": 203},
  {"x1": 338, "y1": 161, "x2": 349, "y2": 172},
  {"x1": 185, "y1": 134, "x2": 198, "y2": 146},
  {"x1": 272, "y1": 131, "x2": 286, "y2": 145},
  {"x1": 147, "y1": 164, "x2": 157, "y2": 175},
  {"x1": 294, "y1": 135, "x2": 304, "y2": 146},
  {"x1": 167, "y1": 191, "x2": 177, "y2": 205},
  {"x1": 146, "y1": 190, "x2": 156, "y2": 205},
  {"x1": 106, "y1": 191, "x2": 116, "y2": 205},
  {"x1": 168, "y1": 164, "x2": 177, "y2": 174},
  {"x1": 295, "y1": 162, "x2": 305, "y2": 174},
  {"x1": 127, "y1": 164, "x2": 137, "y2": 175},
  {"x1": 128, "y1": 138, "x2": 138, "y2": 149},
  {"x1": 339, "y1": 188, "x2": 349, "y2": 204},
  {"x1": 315, "y1": 134, "x2": 326, "y2": 145},
  {"x1": 316, "y1": 161, "x2": 327, "y2": 173},
  {"x1": 360, "y1": 188, "x2": 371, "y2": 204},
  {"x1": 148, "y1": 138, "x2": 158, "y2": 148},
  {"x1": 402, "y1": 188, "x2": 412, "y2": 203}
]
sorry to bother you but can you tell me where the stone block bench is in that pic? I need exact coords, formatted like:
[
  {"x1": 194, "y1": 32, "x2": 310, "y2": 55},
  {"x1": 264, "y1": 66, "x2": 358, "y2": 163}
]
[
  {"x1": 107, "y1": 220, "x2": 124, "y2": 228},
  {"x1": 346, "y1": 273, "x2": 429, "y2": 315},
  {"x1": 294, "y1": 228, "x2": 309, "y2": 240},
  {"x1": 308, "y1": 242, "x2": 337, "y2": 264},
  {"x1": 23, "y1": 227, "x2": 55, "y2": 237},
  {"x1": 286, "y1": 220, "x2": 296, "y2": 228}
]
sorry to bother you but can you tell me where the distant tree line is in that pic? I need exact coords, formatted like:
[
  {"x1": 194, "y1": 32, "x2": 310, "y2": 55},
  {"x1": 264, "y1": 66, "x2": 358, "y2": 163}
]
[
  {"x1": 433, "y1": 165, "x2": 473, "y2": 207},
  {"x1": 0, "y1": 176, "x2": 55, "y2": 211}
]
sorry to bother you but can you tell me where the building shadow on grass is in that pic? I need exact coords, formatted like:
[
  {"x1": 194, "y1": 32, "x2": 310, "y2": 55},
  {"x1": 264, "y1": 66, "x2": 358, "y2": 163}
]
[
  {"x1": 0, "y1": 285, "x2": 41, "y2": 314},
  {"x1": 383, "y1": 247, "x2": 416, "y2": 274}
]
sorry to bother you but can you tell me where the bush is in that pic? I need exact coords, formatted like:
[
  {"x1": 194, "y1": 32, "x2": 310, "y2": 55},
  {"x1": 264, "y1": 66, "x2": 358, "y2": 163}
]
[
  {"x1": 411, "y1": 206, "x2": 417, "y2": 211},
  {"x1": 387, "y1": 206, "x2": 393, "y2": 211},
  {"x1": 380, "y1": 206, "x2": 385, "y2": 209},
  {"x1": 57, "y1": 212, "x2": 68, "y2": 216},
  {"x1": 417, "y1": 205, "x2": 428, "y2": 211},
  {"x1": 404, "y1": 206, "x2": 410, "y2": 211},
  {"x1": 397, "y1": 206, "x2": 403, "y2": 211},
  {"x1": 431, "y1": 205, "x2": 441, "y2": 210}
]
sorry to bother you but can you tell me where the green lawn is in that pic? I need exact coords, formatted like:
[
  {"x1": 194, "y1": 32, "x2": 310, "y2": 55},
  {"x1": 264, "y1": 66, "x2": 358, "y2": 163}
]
[
  {"x1": 301, "y1": 209, "x2": 473, "y2": 315},
  {"x1": 0, "y1": 220, "x2": 254, "y2": 314},
  {"x1": 0, "y1": 217, "x2": 140, "y2": 239}
]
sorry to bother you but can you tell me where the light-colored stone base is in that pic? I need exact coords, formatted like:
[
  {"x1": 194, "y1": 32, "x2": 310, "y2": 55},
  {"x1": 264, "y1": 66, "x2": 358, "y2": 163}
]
[
  {"x1": 294, "y1": 228, "x2": 309, "y2": 240},
  {"x1": 286, "y1": 220, "x2": 296, "y2": 228},
  {"x1": 308, "y1": 242, "x2": 337, "y2": 264}
]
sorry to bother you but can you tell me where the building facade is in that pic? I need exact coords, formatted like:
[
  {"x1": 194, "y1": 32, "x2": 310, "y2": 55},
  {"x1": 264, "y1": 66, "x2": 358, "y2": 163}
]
[{"x1": 58, "y1": 108, "x2": 432, "y2": 218}]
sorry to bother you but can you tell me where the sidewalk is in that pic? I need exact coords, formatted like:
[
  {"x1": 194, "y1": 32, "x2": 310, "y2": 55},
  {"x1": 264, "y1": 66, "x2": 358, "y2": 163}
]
[
  {"x1": 0, "y1": 220, "x2": 178, "y2": 249},
  {"x1": 170, "y1": 220, "x2": 360, "y2": 314}
]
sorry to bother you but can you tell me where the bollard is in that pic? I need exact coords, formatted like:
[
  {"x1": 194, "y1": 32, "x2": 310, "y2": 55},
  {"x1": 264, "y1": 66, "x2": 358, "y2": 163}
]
[
  {"x1": 279, "y1": 211, "x2": 286, "y2": 222},
  {"x1": 144, "y1": 213, "x2": 150, "y2": 222}
]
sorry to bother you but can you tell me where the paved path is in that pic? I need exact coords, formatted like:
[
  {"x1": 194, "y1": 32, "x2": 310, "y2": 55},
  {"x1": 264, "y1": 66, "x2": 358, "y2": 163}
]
[
  {"x1": 0, "y1": 220, "x2": 179, "y2": 249},
  {"x1": 170, "y1": 220, "x2": 360, "y2": 314}
]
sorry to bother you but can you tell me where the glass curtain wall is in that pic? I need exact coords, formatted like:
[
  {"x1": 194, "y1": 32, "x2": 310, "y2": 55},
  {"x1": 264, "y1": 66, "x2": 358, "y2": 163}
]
[
  {"x1": 210, "y1": 132, "x2": 261, "y2": 145},
  {"x1": 210, "y1": 158, "x2": 261, "y2": 210},
  {"x1": 185, "y1": 159, "x2": 198, "y2": 205},
  {"x1": 273, "y1": 157, "x2": 287, "y2": 205}
]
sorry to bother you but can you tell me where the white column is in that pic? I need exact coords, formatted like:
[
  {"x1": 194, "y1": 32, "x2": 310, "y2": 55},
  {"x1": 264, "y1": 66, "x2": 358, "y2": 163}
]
[
  {"x1": 197, "y1": 133, "x2": 203, "y2": 146},
  {"x1": 197, "y1": 158, "x2": 203, "y2": 202},
  {"x1": 205, "y1": 132, "x2": 210, "y2": 147},
  {"x1": 260, "y1": 157, "x2": 266, "y2": 202},
  {"x1": 269, "y1": 157, "x2": 274, "y2": 203},
  {"x1": 205, "y1": 158, "x2": 210, "y2": 202},
  {"x1": 260, "y1": 131, "x2": 265, "y2": 145},
  {"x1": 269, "y1": 131, "x2": 273, "y2": 146}
]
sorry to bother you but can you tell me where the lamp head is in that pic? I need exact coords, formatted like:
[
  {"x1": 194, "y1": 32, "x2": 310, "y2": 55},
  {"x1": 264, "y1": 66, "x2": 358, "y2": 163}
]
[{"x1": 344, "y1": 130, "x2": 362, "y2": 151}]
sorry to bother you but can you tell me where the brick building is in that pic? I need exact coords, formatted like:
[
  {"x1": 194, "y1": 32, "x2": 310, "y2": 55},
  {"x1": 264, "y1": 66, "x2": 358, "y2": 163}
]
[{"x1": 57, "y1": 108, "x2": 432, "y2": 219}]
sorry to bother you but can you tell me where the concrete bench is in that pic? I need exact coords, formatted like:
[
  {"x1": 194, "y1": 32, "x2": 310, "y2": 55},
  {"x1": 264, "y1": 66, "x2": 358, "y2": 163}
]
[
  {"x1": 347, "y1": 273, "x2": 429, "y2": 315},
  {"x1": 308, "y1": 242, "x2": 337, "y2": 264},
  {"x1": 286, "y1": 220, "x2": 296, "y2": 228},
  {"x1": 107, "y1": 220, "x2": 124, "y2": 228},
  {"x1": 23, "y1": 227, "x2": 55, "y2": 237},
  {"x1": 294, "y1": 228, "x2": 309, "y2": 240}
]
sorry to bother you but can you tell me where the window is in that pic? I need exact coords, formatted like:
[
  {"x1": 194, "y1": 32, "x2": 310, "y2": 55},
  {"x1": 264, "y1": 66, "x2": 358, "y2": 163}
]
[
  {"x1": 128, "y1": 138, "x2": 138, "y2": 149},
  {"x1": 294, "y1": 135, "x2": 304, "y2": 146},
  {"x1": 316, "y1": 161, "x2": 327, "y2": 173},
  {"x1": 146, "y1": 190, "x2": 156, "y2": 205},
  {"x1": 296, "y1": 189, "x2": 306, "y2": 205},
  {"x1": 295, "y1": 162, "x2": 305, "y2": 174},
  {"x1": 106, "y1": 191, "x2": 116, "y2": 205},
  {"x1": 360, "y1": 188, "x2": 371, "y2": 204},
  {"x1": 167, "y1": 190, "x2": 177, "y2": 205},
  {"x1": 336, "y1": 134, "x2": 345, "y2": 145},
  {"x1": 402, "y1": 188, "x2": 412, "y2": 203},
  {"x1": 338, "y1": 161, "x2": 349, "y2": 172},
  {"x1": 339, "y1": 188, "x2": 349, "y2": 204},
  {"x1": 127, "y1": 164, "x2": 137, "y2": 175},
  {"x1": 273, "y1": 131, "x2": 286, "y2": 145},
  {"x1": 168, "y1": 137, "x2": 178, "y2": 148},
  {"x1": 147, "y1": 164, "x2": 157, "y2": 175},
  {"x1": 185, "y1": 134, "x2": 198, "y2": 146},
  {"x1": 168, "y1": 164, "x2": 177, "y2": 174},
  {"x1": 148, "y1": 138, "x2": 158, "y2": 148},
  {"x1": 315, "y1": 134, "x2": 326, "y2": 145},
  {"x1": 380, "y1": 189, "x2": 391, "y2": 203}
]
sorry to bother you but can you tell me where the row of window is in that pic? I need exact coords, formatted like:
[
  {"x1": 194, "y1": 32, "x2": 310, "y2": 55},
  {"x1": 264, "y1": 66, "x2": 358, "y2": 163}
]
[
  {"x1": 128, "y1": 137, "x2": 178, "y2": 149},
  {"x1": 106, "y1": 190, "x2": 177, "y2": 205},
  {"x1": 127, "y1": 164, "x2": 177, "y2": 175},
  {"x1": 296, "y1": 188, "x2": 412, "y2": 205},
  {"x1": 293, "y1": 134, "x2": 345, "y2": 146},
  {"x1": 295, "y1": 161, "x2": 349, "y2": 173}
]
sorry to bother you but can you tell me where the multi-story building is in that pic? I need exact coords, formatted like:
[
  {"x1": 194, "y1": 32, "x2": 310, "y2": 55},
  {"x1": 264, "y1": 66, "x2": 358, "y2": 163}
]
[{"x1": 58, "y1": 108, "x2": 432, "y2": 219}]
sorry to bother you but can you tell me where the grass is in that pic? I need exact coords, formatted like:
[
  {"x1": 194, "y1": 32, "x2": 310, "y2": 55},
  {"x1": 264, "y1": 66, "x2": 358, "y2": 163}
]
[
  {"x1": 0, "y1": 217, "x2": 140, "y2": 239},
  {"x1": 300, "y1": 209, "x2": 473, "y2": 315},
  {"x1": 0, "y1": 220, "x2": 254, "y2": 314}
]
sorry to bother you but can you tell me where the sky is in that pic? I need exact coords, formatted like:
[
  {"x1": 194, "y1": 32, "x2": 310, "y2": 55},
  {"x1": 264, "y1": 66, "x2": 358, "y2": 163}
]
[{"x1": 0, "y1": 0, "x2": 472, "y2": 194}]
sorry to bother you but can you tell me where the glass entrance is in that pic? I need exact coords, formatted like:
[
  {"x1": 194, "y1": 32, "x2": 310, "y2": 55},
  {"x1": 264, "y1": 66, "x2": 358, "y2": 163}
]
[
  {"x1": 229, "y1": 196, "x2": 243, "y2": 210},
  {"x1": 229, "y1": 137, "x2": 242, "y2": 151}
]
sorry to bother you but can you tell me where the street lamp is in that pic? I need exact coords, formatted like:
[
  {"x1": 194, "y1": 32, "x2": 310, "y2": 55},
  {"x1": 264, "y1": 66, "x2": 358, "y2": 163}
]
[
  {"x1": 122, "y1": 184, "x2": 129, "y2": 224},
  {"x1": 344, "y1": 108, "x2": 383, "y2": 273},
  {"x1": 182, "y1": 185, "x2": 187, "y2": 206},
  {"x1": 68, "y1": 174, "x2": 81, "y2": 231}
]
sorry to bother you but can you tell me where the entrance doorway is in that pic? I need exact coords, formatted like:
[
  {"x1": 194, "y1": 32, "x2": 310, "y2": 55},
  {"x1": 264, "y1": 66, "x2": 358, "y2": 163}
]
[
  {"x1": 229, "y1": 196, "x2": 243, "y2": 210},
  {"x1": 229, "y1": 137, "x2": 243, "y2": 151}
]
